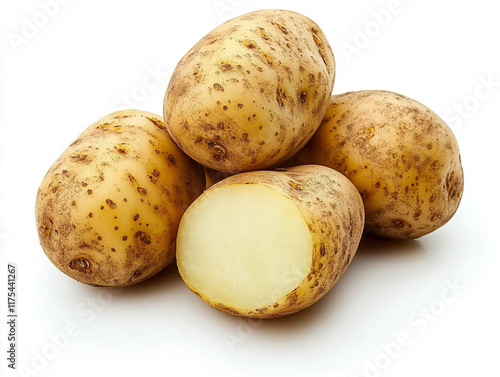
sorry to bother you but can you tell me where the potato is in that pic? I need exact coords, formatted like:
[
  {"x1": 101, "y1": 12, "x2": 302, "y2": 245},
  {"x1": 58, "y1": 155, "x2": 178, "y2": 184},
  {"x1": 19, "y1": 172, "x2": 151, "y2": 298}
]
[
  {"x1": 286, "y1": 90, "x2": 464, "y2": 239},
  {"x1": 35, "y1": 110, "x2": 205, "y2": 287},
  {"x1": 164, "y1": 9, "x2": 335, "y2": 174},
  {"x1": 176, "y1": 165, "x2": 364, "y2": 318}
]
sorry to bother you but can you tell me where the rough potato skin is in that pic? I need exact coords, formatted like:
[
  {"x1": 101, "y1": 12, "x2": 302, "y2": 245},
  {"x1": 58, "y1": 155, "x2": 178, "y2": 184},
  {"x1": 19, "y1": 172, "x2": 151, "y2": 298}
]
[
  {"x1": 286, "y1": 91, "x2": 464, "y2": 239},
  {"x1": 190, "y1": 165, "x2": 364, "y2": 318},
  {"x1": 35, "y1": 110, "x2": 205, "y2": 287},
  {"x1": 164, "y1": 9, "x2": 335, "y2": 174}
]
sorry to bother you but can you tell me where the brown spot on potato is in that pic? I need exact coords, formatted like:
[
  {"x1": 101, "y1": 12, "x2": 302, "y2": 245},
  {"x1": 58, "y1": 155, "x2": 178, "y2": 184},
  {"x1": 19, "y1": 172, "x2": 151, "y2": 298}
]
[
  {"x1": 320, "y1": 245, "x2": 325, "y2": 257},
  {"x1": 137, "y1": 187, "x2": 147, "y2": 195},
  {"x1": 134, "y1": 231, "x2": 151, "y2": 245},
  {"x1": 241, "y1": 39, "x2": 257, "y2": 49},
  {"x1": 133, "y1": 269, "x2": 143, "y2": 278},
  {"x1": 38, "y1": 216, "x2": 53, "y2": 239},
  {"x1": 287, "y1": 180, "x2": 304, "y2": 190},
  {"x1": 220, "y1": 62, "x2": 233, "y2": 72},
  {"x1": 445, "y1": 171, "x2": 460, "y2": 199},
  {"x1": 114, "y1": 144, "x2": 130, "y2": 154},
  {"x1": 69, "y1": 258, "x2": 91, "y2": 272},
  {"x1": 168, "y1": 154, "x2": 177, "y2": 166},
  {"x1": 106, "y1": 199, "x2": 117, "y2": 209},
  {"x1": 205, "y1": 140, "x2": 226, "y2": 161},
  {"x1": 311, "y1": 28, "x2": 329, "y2": 68},
  {"x1": 299, "y1": 91, "x2": 307, "y2": 103},
  {"x1": 70, "y1": 151, "x2": 90, "y2": 163},
  {"x1": 257, "y1": 26, "x2": 270, "y2": 40},
  {"x1": 213, "y1": 83, "x2": 224, "y2": 91},
  {"x1": 146, "y1": 117, "x2": 167, "y2": 131},
  {"x1": 193, "y1": 70, "x2": 203, "y2": 83},
  {"x1": 271, "y1": 21, "x2": 289, "y2": 34},
  {"x1": 127, "y1": 173, "x2": 137, "y2": 186},
  {"x1": 276, "y1": 88, "x2": 286, "y2": 107},
  {"x1": 430, "y1": 213, "x2": 442, "y2": 221},
  {"x1": 392, "y1": 219, "x2": 407, "y2": 229},
  {"x1": 122, "y1": 236, "x2": 128, "y2": 241},
  {"x1": 215, "y1": 303, "x2": 240, "y2": 315}
]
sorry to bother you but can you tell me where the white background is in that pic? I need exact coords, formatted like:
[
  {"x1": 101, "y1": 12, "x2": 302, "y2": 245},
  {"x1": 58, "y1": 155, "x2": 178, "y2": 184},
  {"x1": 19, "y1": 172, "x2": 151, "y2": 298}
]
[{"x1": 1, "y1": 0, "x2": 499, "y2": 376}]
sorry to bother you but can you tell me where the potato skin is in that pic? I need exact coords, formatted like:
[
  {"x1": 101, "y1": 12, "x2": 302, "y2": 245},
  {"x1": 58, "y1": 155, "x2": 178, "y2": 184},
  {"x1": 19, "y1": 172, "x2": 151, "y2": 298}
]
[
  {"x1": 164, "y1": 9, "x2": 335, "y2": 174},
  {"x1": 35, "y1": 110, "x2": 205, "y2": 287},
  {"x1": 184, "y1": 165, "x2": 364, "y2": 318},
  {"x1": 286, "y1": 91, "x2": 464, "y2": 239}
]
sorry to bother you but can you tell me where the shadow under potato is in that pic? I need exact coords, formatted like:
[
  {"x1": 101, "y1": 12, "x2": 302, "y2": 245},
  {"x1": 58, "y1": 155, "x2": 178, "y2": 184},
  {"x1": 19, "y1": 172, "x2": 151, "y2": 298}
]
[
  {"x1": 83, "y1": 233, "x2": 425, "y2": 323},
  {"x1": 356, "y1": 233, "x2": 426, "y2": 257},
  {"x1": 103, "y1": 261, "x2": 184, "y2": 299},
  {"x1": 245, "y1": 234, "x2": 426, "y2": 328}
]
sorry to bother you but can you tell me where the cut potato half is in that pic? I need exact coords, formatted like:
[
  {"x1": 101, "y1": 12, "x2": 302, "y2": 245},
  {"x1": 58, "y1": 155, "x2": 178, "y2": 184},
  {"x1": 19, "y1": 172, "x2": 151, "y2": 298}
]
[
  {"x1": 178, "y1": 184, "x2": 312, "y2": 310},
  {"x1": 177, "y1": 165, "x2": 365, "y2": 318}
]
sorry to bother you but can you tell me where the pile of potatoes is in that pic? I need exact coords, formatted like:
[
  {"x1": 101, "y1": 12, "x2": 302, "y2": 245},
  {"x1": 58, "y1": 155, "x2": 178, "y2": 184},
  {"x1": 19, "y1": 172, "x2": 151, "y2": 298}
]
[{"x1": 35, "y1": 9, "x2": 464, "y2": 318}]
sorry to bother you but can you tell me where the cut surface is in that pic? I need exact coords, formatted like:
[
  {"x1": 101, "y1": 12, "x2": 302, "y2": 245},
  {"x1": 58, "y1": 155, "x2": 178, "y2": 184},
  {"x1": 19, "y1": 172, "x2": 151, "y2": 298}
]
[{"x1": 177, "y1": 183, "x2": 312, "y2": 311}]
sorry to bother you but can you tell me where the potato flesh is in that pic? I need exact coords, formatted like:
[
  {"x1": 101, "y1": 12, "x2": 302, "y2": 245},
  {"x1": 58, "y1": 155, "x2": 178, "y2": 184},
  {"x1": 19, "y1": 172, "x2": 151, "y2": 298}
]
[{"x1": 177, "y1": 184, "x2": 312, "y2": 310}]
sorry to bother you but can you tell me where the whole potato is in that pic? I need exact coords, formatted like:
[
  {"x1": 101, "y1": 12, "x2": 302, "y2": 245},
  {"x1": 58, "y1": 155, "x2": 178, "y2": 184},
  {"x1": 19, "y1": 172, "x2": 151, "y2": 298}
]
[
  {"x1": 287, "y1": 90, "x2": 464, "y2": 239},
  {"x1": 176, "y1": 165, "x2": 364, "y2": 318},
  {"x1": 164, "y1": 9, "x2": 335, "y2": 174},
  {"x1": 35, "y1": 110, "x2": 205, "y2": 287}
]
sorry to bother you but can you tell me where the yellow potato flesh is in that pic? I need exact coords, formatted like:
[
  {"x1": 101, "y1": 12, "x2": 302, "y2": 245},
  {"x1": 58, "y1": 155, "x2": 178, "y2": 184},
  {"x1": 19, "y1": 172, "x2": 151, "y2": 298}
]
[{"x1": 177, "y1": 184, "x2": 312, "y2": 311}]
